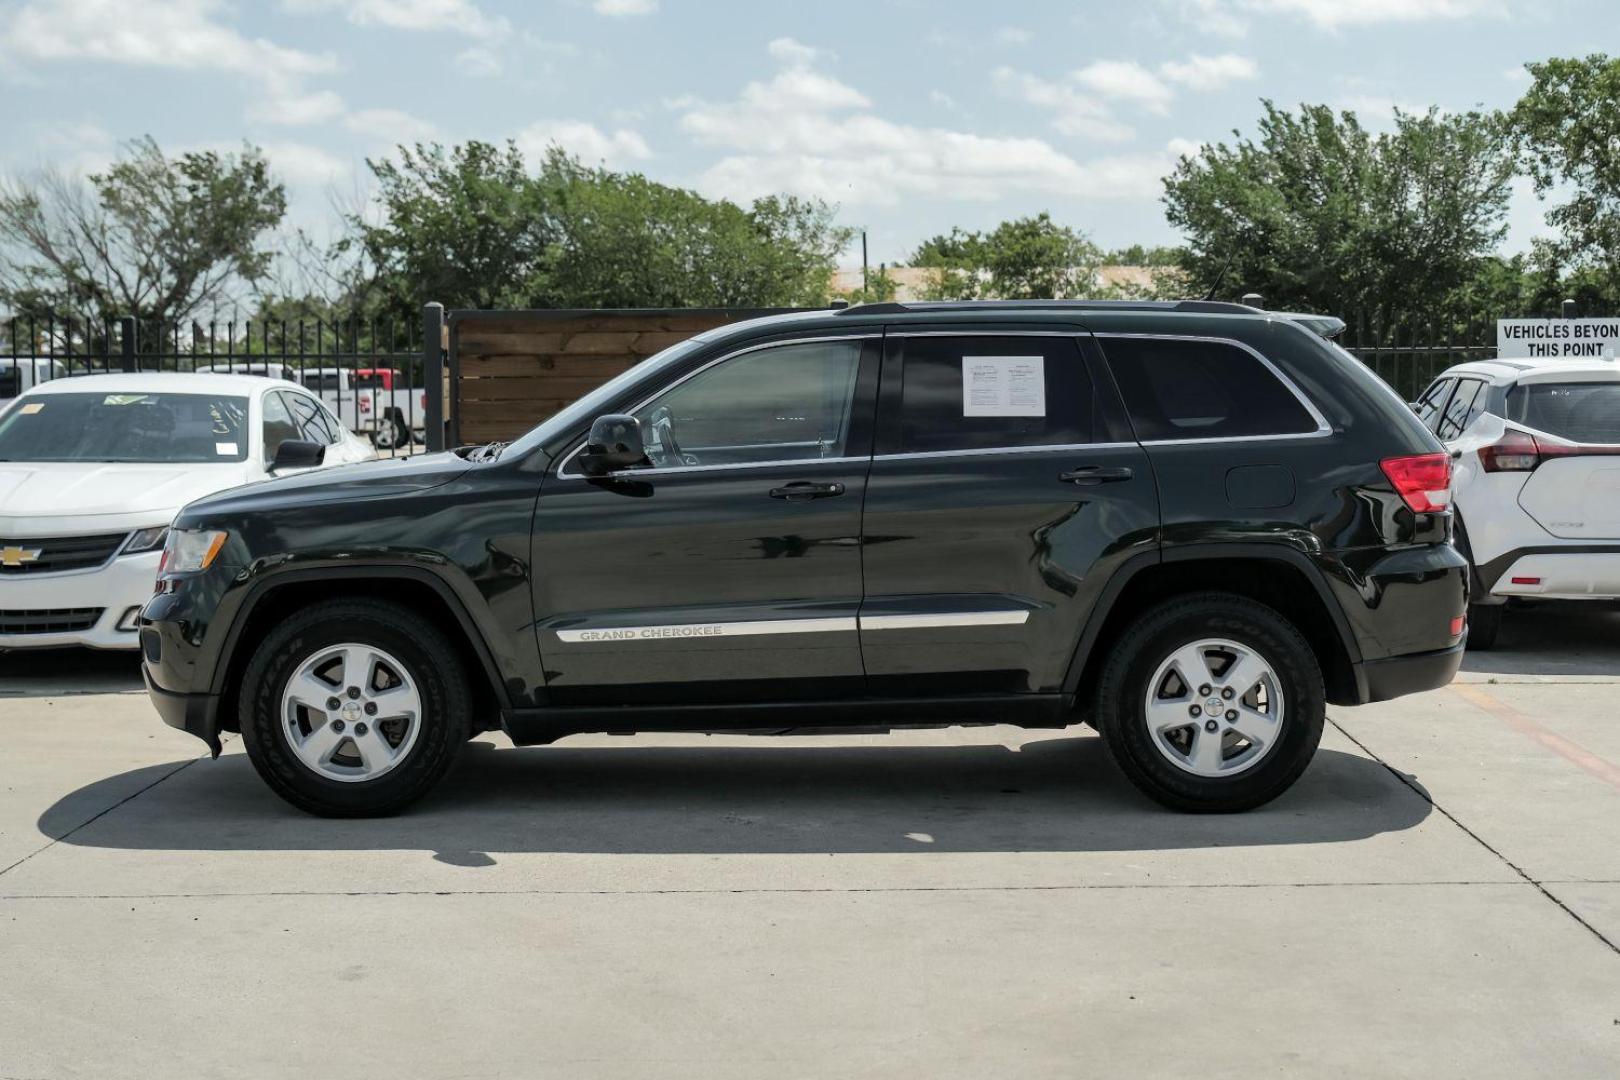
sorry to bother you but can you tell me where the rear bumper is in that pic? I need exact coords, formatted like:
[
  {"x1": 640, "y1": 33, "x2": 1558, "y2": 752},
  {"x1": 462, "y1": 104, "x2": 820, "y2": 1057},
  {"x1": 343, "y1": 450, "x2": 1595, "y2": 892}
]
[
  {"x1": 1484, "y1": 547, "x2": 1620, "y2": 600},
  {"x1": 1353, "y1": 642, "x2": 1465, "y2": 704},
  {"x1": 144, "y1": 667, "x2": 223, "y2": 756}
]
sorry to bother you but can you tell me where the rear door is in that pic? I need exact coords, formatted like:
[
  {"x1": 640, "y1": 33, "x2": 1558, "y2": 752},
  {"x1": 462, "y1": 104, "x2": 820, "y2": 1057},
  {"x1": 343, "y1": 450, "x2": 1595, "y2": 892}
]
[
  {"x1": 858, "y1": 326, "x2": 1158, "y2": 696},
  {"x1": 1508, "y1": 377, "x2": 1620, "y2": 539}
]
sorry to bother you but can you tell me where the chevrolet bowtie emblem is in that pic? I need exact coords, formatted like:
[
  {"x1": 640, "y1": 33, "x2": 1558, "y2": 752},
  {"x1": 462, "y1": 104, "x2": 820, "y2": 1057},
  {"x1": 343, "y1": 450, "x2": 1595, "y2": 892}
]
[{"x1": 0, "y1": 545, "x2": 43, "y2": 568}]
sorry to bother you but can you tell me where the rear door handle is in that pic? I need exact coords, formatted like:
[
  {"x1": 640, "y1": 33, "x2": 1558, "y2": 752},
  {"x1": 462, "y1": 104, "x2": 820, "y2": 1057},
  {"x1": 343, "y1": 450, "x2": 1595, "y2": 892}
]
[
  {"x1": 1059, "y1": 465, "x2": 1134, "y2": 485},
  {"x1": 769, "y1": 481, "x2": 845, "y2": 501}
]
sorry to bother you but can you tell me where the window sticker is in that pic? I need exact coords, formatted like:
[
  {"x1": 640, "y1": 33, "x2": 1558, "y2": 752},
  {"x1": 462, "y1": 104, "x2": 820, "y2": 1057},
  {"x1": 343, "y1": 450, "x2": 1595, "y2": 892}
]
[
  {"x1": 20, "y1": 402, "x2": 44, "y2": 415},
  {"x1": 102, "y1": 394, "x2": 149, "y2": 406},
  {"x1": 215, "y1": 442, "x2": 238, "y2": 456},
  {"x1": 961, "y1": 356, "x2": 1046, "y2": 417}
]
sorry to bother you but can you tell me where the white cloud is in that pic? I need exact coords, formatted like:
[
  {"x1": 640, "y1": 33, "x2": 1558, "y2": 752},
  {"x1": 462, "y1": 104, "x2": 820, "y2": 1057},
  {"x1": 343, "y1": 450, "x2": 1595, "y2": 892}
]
[
  {"x1": 282, "y1": 0, "x2": 509, "y2": 39},
  {"x1": 1171, "y1": 0, "x2": 1248, "y2": 38},
  {"x1": 995, "y1": 26, "x2": 1033, "y2": 45},
  {"x1": 456, "y1": 45, "x2": 502, "y2": 76},
  {"x1": 1243, "y1": 0, "x2": 1506, "y2": 28},
  {"x1": 516, "y1": 120, "x2": 652, "y2": 167},
  {"x1": 1071, "y1": 60, "x2": 1175, "y2": 113},
  {"x1": 929, "y1": 89, "x2": 958, "y2": 111},
  {"x1": 766, "y1": 37, "x2": 825, "y2": 68},
  {"x1": 1503, "y1": 64, "x2": 1529, "y2": 82},
  {"x1": 593, "y1": 0, "x2": 659, "y2": 15},
  {"x1": 992, "y1": 68, "x2": 1134, "y2": 141},
  {"x1": 259, "y1": 140, "x2": 351, "y2": 187},
  {"x1": 677, "y1": 43, "x2": 1178, "y2": 208},
  {"x1": 1158, "y1": 53, "x2": 1259, "y2": 91},
  {"x1": 345, "y1": 108, "x2": 439, "y2": 144},
  {"x1": 0, "y1": 0, "x2": 335, "y2": 90},
  {"x1": 250, "y1": 90, "x2": 348, "y2": 126}
]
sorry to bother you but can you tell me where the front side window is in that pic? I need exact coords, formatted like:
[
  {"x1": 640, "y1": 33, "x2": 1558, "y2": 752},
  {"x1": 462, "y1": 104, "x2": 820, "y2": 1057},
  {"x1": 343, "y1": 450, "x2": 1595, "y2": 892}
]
[
  {"x1": 1413, "y1": 378, "x2": 1456, "y2": 432},
  {"x1": 896, "y1": 335, "x2": 1094, "y2": 453},
  {"x1": 1103, "y1": 337, "x2": 1321, "y2": 441},
  {"x1": 262, "y1": 390, "x2": 299, "y2": 463},
  {"x1": 631, "y1": 339, "x2": 862, "y2": 468},
  {"x1": 1506, "y1": 381, "x2": 1620, "y2": 443},
  {"x1": 0, "y1": 391, "x2": 248, "y2": 463},
  {"x1": 284, "y1": 391, "x2": 336, "y2": 445}
]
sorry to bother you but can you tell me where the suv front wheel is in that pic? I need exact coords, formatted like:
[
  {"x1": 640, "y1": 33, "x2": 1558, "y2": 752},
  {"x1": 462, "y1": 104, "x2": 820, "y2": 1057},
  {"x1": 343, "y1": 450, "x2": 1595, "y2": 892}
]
[
  {"x1": 1093, "y1": 593, "x2": 1325, "y2": 812},
  {"x1": 239, "y1": 598, "x2": 472, "y2": 817}
]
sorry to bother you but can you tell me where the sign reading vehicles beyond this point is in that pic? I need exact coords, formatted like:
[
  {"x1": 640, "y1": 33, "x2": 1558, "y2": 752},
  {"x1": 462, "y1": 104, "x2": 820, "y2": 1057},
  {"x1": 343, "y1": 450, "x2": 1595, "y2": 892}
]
[{"x1": 1497, "y1": 318, "x2": 1620, "y2": 359}]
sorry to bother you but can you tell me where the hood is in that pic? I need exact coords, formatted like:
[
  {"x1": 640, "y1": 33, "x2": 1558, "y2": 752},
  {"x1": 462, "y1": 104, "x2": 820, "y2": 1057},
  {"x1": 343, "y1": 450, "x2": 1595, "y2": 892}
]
[
  {"x1": 177, "y1": 451, "x2": 473, "y2": 524},
  {"x1": 0, "y1": 462, "x2": 250, "y2": 529}
]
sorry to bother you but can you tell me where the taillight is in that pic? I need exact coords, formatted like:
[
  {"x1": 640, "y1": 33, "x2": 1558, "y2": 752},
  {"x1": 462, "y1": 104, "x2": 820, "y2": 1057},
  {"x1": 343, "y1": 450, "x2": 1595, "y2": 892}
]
[
  {"x1": 1479, "y1": 428, "x2": 1540, "y2": 472},
  {"x1": 1380, "y1": 452, "x2": 1452, "y2": 513}
]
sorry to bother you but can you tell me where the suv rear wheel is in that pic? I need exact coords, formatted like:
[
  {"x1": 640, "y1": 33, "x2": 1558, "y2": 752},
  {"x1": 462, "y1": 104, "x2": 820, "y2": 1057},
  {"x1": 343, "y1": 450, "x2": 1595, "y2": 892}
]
[
  {"x1": 239, "y1": 598, "x2": 471, "y2": 817},
  {"x1": 1093, "y1": 593, "x2": 1325, "y2": 812}
]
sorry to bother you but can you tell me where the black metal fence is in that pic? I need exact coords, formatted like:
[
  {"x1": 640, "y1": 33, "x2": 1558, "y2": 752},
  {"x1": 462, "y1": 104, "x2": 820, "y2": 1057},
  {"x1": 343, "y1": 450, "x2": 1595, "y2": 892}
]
[{"x1": 1, "y1": 313, "x2": 430, "y2": 456}]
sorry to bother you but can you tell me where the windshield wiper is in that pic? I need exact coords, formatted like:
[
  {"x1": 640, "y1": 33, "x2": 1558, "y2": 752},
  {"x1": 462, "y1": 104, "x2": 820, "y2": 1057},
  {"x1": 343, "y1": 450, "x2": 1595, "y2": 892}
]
[{"x1": 468, "y1": 441, "x2": 508, "y2": 462}]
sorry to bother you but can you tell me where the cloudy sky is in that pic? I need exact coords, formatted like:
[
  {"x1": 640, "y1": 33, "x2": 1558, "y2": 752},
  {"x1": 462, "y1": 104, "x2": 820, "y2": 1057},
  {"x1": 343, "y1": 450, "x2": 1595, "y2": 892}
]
[{"x1": 0, "y1": 0, "x2": 1611, "y2": 265}]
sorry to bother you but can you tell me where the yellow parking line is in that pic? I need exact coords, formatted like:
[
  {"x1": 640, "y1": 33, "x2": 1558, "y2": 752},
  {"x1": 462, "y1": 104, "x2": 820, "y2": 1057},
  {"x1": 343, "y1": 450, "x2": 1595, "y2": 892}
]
[{"x1": 1449, "y1": 683, "x2": 1620, "y2": 791}]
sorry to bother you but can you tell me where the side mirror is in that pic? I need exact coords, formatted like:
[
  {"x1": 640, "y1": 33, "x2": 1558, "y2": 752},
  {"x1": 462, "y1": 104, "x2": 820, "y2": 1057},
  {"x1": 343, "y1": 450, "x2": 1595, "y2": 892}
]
[
  {"x1": 579, "y1": 414, "x2": 647, "y2": 476},
  {"x1": 271, "y1": 439, "x2": 326, "y2": 473}
]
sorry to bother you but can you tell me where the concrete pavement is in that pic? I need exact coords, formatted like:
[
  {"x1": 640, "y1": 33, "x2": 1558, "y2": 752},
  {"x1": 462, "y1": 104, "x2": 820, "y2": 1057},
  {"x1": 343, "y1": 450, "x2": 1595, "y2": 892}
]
[{"x1": 1, "y1": 626, "x2": 1617, "y2": 1078}]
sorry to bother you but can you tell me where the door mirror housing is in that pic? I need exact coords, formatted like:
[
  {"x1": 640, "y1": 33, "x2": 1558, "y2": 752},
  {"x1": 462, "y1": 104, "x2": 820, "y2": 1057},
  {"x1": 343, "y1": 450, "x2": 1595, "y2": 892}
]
[
  {"x1": 270, "y1": 439, "x2": 326, "y2": 473},
  {"x1": 579, "y1": 414, "x2": 648, "y2": 476}
]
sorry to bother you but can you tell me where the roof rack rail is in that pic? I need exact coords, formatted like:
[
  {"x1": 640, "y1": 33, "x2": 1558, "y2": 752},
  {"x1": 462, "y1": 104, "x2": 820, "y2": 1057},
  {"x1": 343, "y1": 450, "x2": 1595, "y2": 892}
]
[{"x1": 834, "y1": 299, "x2": 1262, "y2": 316}]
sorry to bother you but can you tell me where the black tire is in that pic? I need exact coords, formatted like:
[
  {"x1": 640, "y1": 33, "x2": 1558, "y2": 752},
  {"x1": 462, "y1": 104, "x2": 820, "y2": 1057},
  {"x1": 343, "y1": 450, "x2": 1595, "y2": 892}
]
[
  {"x1": 1092, "y1": 592, "x2": 1325, "y2": 813},
  {"x1": 238, "y1": 598, "x2": 471, "y2": 817},
  {"x1": 1465, "y1": 602, "x2": 1503, "y2": 650},
  {"x1": 371, "y1": 411, "x2": 408, "y2": 450}
]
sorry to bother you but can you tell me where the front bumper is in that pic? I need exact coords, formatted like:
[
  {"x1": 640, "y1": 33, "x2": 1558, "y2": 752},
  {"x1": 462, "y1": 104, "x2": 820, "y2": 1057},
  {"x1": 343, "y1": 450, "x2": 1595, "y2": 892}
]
[
  {"x1": 0, "y1": 551, "x2": 161, "y2": 650},
  {"x1": 144, "y1": 666, "x2": 224, "y2": 756}
]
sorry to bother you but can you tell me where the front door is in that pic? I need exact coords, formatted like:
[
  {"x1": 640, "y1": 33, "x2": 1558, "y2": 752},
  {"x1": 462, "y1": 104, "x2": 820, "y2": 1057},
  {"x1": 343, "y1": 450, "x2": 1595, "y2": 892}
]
[
  {"x1": 532, "y1": 334, "x2": 880, "y2": 705},
  {"x1": 859, "y1": 327, "x2": 1159, "y2": 696}
]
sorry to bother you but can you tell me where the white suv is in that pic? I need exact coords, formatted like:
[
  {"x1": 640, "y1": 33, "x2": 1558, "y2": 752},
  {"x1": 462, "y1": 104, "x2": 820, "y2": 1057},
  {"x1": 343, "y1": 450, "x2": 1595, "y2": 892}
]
[{"x1": 1414, "y1": 358, "x2": 1620, "y2": 648}]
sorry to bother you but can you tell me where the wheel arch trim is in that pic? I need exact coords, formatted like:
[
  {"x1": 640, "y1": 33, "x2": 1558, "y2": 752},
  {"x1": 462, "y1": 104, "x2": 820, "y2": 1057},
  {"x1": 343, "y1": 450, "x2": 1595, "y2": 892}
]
[
  {"x1": 207, "y1": 564, "x2": 512, "y2": 713},
  {"x1": 1061, "y1": 542, "x2": 1364, "y2": 696}
]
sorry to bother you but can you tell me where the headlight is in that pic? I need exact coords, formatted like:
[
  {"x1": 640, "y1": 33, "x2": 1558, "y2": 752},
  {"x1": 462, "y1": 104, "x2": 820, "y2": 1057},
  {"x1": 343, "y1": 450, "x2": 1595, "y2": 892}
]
[
  {"x1": 158, "y1": 529, "x2": 229, "y2": 574},
  {"x1": 122, "y1": 526, "x2": 169, "y2": 555}
]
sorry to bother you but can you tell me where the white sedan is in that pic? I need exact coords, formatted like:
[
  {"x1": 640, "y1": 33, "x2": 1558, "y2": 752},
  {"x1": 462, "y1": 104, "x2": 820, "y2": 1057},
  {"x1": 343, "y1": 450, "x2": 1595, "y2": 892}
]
[{"x1": 0, "y1": 372, "x2": 374, "y2": 651}]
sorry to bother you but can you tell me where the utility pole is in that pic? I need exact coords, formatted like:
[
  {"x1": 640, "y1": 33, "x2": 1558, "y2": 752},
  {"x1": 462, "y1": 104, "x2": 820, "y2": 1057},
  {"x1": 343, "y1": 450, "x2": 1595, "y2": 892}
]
[{"x1": 861, "y1": 230, "x2": 869, "y2": 298}]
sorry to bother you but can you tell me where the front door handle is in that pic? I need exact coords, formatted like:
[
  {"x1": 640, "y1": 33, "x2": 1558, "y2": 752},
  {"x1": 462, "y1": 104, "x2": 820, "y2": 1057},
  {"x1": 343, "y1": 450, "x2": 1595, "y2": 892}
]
[
  {"x1": 1059, "y1": 465, "x2": 1134, "y2": 485},
  {"x1": 769, "y1": 481, "x2": 846, "y2": 501}
]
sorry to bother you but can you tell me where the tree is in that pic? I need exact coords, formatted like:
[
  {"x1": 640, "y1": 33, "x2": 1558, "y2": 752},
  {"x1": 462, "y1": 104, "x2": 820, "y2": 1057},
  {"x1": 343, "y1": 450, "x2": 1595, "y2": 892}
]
[
  {"x1": 541, "y1": 154, "x2": 849, "y2": 307},
  {"x1": 0, "y1": 136, "x2": 285, "y2": 326},
  {"x1": 838, "y1": 264, "x2": 899, "y2": 304},
  {"x1": 912, "y1": 213, "x2": 1102, "y2": 300},
  {"x1": 356, "y1": 140, "x2": 555, "y2": 317},
  {"x1": 1511, "y1": 55, "x2": 1620, "y2": 304},
  {"x1": 1163, "y1": 102, "x2": 1514, "y2": 334},
  {"x1": 354, "y1": 142, "x2": 850, "y2": 313}
]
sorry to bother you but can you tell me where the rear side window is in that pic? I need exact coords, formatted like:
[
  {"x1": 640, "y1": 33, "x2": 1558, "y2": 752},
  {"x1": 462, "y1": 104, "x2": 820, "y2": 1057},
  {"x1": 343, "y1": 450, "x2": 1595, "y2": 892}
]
[
  {"x1": 897, "y1": 335, "x2": 1094, "y2": 453},
  {"x1": 1435, "y1": 379, "x2": 1484, "y2": 440},
  {"x1": 1413, "y1": 378, "x2": 1455, "y2": 432},
  {"x1": 1102, "y1": 337, "x2": 1320, "y2": 441},
  {"x1": 1506, "y1": 382, "x2": 1620, "y2": 443}
]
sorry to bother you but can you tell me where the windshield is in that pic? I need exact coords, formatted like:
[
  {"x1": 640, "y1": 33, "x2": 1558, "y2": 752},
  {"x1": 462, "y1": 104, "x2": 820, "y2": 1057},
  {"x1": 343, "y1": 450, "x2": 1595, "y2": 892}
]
[
  {"x1": 1506, "y1": 381, "x2": 1620, "y2": 444},
  {"x1": 504, "y1": 336, "x2": 709, "y2": 457},
  {"x1": 0, "y1": 391, "x2": 250, "y2": 463}
]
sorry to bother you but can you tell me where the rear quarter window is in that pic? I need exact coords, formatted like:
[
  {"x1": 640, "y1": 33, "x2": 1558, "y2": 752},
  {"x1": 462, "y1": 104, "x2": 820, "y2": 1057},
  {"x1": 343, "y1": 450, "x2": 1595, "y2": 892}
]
[
  {"x1": 1506, "y1": 382, "x2": 1620, "y2": 443},
  {"x1": 1101, "y1": 336, "x2": 1321, "y2": 441}
]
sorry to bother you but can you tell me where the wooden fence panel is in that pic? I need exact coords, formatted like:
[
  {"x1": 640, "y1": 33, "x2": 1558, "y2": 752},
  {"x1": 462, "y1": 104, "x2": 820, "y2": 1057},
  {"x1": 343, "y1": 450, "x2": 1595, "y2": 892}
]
[{"x1": 449, "y1": 308, "x2": 805, "y2": 444}]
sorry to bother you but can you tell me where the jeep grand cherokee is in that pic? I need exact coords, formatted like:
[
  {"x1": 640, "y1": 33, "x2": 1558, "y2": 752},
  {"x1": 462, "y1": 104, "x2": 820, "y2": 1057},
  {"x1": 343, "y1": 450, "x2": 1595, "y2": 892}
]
[{"x1": 141, "y1": 300, "x2": 1467, "y2": 817}]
